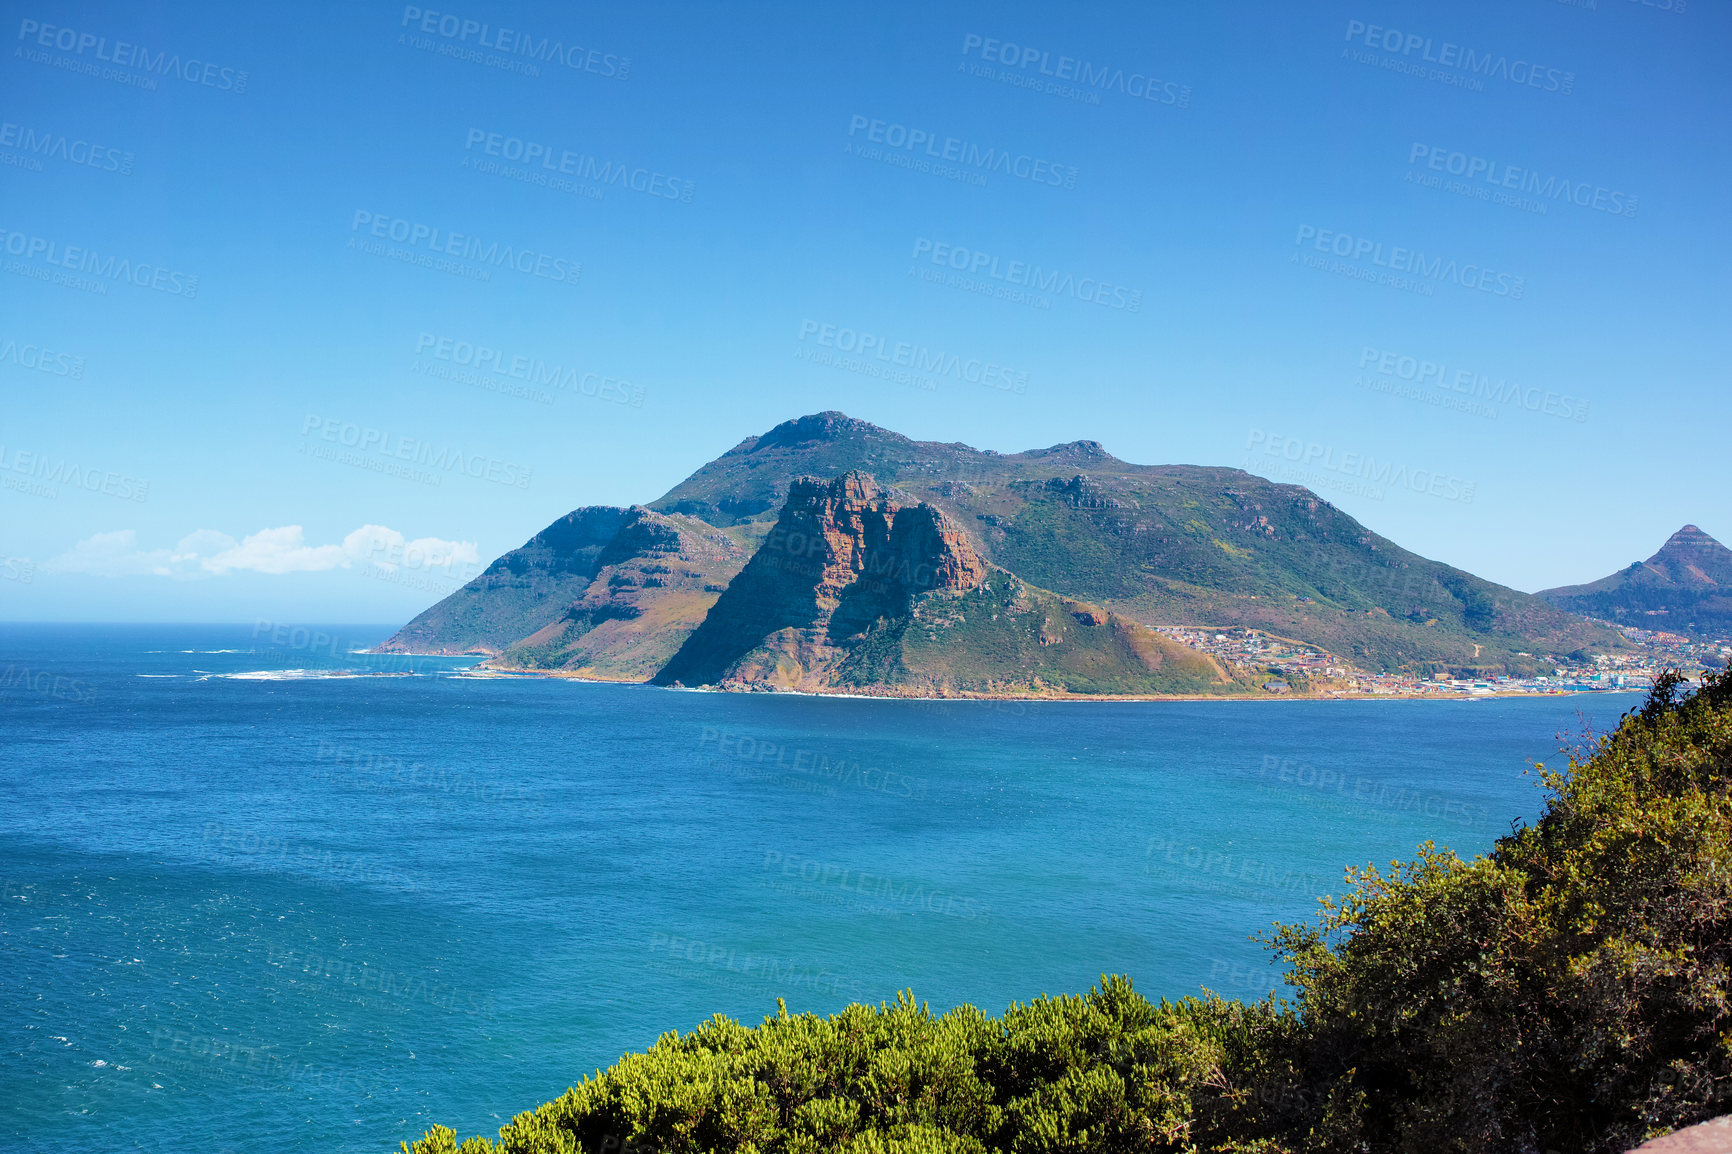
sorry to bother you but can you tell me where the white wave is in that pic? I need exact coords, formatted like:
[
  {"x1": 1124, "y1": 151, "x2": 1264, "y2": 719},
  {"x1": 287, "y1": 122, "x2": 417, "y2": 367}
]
[{"x1": 196, "y1": 669, "x2": 419, "y2": 682}]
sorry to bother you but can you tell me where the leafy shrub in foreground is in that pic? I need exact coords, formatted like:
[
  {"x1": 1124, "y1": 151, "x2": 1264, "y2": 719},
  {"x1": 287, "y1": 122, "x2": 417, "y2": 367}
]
[{"x1": 1272, "y1": 668, "x2": 1732, "y2": 1153}]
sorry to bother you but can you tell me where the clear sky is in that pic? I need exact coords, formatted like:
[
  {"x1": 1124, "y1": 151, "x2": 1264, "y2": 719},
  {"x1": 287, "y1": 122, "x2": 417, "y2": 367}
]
[{"x1": 2, "y1": 0, "x2": 1726, "y2": 622}]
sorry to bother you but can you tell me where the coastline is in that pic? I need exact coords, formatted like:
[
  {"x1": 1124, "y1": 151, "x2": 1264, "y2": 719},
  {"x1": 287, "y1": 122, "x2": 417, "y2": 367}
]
[{"x1": 448, "y1": 663, "x2": 1644, "y2": 703}]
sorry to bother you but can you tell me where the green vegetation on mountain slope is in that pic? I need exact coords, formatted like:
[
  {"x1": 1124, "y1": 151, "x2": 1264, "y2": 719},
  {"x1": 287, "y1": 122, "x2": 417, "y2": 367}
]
[
  {"x1": 831, "y1": 570, "x2": 1253, "y2": 697},
  {"x1": 402, "y1": 669, "x2": 1732, "y2": 1154},
  {"x1": 961, "y1": 474, "x2": 1609, "y2": 677}
]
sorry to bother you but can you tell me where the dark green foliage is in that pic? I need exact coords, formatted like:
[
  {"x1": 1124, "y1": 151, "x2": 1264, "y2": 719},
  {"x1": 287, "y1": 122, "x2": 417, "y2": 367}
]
[
  {"x1": 402, "y1": 987, "x2": 1296, "y2": 1154},
  {"x1": 1436, "y1": 572, "x2": 1497, "y2": 633},
  {"x1": 402, "y1": 671, "x2": 1732, "y2": 1154},
  {"x1": 1270, "y1": 664, "x2": 1732, "y2": 1153}
]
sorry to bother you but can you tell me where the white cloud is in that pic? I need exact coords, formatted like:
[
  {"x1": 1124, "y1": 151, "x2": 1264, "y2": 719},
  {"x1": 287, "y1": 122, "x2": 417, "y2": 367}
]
[
  {"x1": 46, "y1": 525, "x2": 480, "y2": 579},
  {"x1": 342, "y1": 524, "x2": 481, "y2": 572},
  {"x1": 201, "y1": 526, "x2": 347, "y2": 575},
  {"x1": 46, "y1": 530, "x2": 179, "y2": 577},
  {"x1": 176, "y1": 529, "x2": 240, "y2": 557}
]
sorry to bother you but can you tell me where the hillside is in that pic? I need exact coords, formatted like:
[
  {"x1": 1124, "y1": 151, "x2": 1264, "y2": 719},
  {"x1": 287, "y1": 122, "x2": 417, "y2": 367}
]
[
  {"x1": 500, "y1": 510, "x2": 754, "y2": 680},
  {"x1": 376, "y1": 507, "x2": 630, "y2": 655},
  {"x1": 379, "y1": 507, "x2": 758, "y2": 675},
  {"x1": 652, "y1": 472, "x2": 1244, "y2": 696},
  {"x1": 1538, "y1": 524, "x2": 1732, "y2": 642}
]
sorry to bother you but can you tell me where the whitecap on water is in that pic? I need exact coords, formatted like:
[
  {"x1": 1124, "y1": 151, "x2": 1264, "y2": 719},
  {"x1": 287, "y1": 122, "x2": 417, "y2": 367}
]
[{"x1": 195, "y1": 669, "x2": 418, "y2": 682}]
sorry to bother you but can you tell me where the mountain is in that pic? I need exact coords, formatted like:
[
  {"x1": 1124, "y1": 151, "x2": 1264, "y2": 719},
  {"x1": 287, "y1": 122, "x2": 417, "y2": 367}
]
[
  {"x1": 379, "y1": 411, "x2": 1634, "y2": 684},
  {"x1": 651, "y1": 472, "x2": 1243, "y2": 695},
  {"x1": 1537, "y1": 525, "x2": 1732, "y2": 642},
  {"x1": 649, "y1": 413, "x2": 1628, "y2": 676}
]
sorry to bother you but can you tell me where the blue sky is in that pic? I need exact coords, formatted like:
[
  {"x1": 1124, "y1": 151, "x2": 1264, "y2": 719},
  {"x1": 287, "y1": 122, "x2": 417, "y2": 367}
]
[{"x1": 2, "y1": 0, "x2": 1726, "y2": 621}]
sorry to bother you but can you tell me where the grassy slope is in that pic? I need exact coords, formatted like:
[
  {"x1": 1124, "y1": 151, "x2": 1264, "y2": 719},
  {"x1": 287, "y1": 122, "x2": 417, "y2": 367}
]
[
  {"x1": 835, "y1": 570, "x2": 1250, "y2": 696},
  {"x1": 967, "y1": 476, "x2": 1613, "y2": 676}
]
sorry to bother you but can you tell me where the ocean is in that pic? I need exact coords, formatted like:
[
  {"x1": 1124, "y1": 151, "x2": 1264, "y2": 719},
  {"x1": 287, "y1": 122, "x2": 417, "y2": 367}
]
[{"x1": 0, "y1": 623, "x2": 1641, "y2": 1153}]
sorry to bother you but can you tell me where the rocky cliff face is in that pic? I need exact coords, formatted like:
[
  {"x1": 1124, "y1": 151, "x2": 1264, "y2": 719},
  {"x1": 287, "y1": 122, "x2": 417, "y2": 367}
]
[
  {"x1": 649, "y1": 472, "x2": 1244, "y2": 696},
  {"x1": 652, "y1": 472, "x2": 988, "y2": 689}
]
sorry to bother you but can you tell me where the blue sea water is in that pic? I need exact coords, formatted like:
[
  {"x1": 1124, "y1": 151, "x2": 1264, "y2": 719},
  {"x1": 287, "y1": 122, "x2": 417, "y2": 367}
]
[{"x1": 0, "y1": 623, "x2": 1643, "y2": 1153}]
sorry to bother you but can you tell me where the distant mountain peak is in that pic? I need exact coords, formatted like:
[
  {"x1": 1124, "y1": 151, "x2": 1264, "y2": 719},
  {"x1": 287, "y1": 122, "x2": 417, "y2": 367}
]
[
  {"x1": 1023, "y1": 438, "x2": 1118, "y2": 462},
  {"x1": 731, "y1": 412, "x2": 904, "y2": 456},
  {"x1": 1538, "y1": 522, "x2": 1732, "y2": 641},
  {"x1": 1645, "y1": 524, "x2": 1732, "y2": 587},
  {"x1": 1654, "y1": 524, "x2": 1724, "y2": 559}
]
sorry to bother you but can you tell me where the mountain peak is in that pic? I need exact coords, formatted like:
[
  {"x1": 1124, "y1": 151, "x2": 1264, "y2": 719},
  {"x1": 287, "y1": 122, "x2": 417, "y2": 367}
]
[
  {"x1": 1021, "y1": 438, "x2": 1120, "y2": 464},
  {"x1": 1538, "y1": 522, "x2": 1732, "y2": 639},
  {"x1": 1645, "y1": 523, "x2": 1732, "y2": 587},
  {"x1": 733, "y1": 412, "x2": 904, "y2": 456},
  {"x1": 1654, "y1": 524, "x2": 1723, "y2": 557}
]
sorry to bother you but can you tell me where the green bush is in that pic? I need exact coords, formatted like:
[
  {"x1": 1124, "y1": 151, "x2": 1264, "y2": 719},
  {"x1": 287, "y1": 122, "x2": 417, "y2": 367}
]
[
  {"x1": 1270, "y1": 667, "x2": 1732, "y2": 1152},
  {"x1": 405, "y1": 670, "x2": 1732, "y2": 1154}
]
